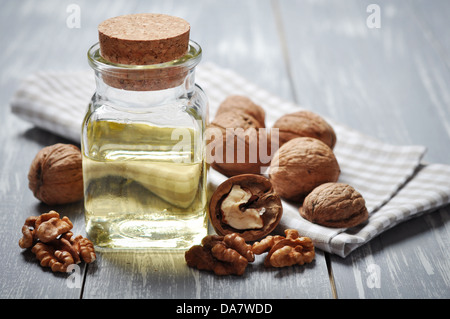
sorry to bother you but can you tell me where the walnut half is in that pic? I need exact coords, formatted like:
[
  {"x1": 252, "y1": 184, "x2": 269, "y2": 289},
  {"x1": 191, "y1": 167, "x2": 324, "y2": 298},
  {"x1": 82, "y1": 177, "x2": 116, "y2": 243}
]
[
  {"x1": 209, "y1": 174, "x2": 283, "y2": 242},
  {"x1": 19, "y1": 211, "x2": 96, "y2": 272}
]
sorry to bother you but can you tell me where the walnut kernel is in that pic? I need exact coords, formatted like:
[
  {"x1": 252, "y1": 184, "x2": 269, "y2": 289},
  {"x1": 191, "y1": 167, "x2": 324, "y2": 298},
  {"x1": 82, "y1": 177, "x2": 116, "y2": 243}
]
[
  {"x1": 209, "y1": 174, "x2": 283, "y2": 241},
  {"x1": 19, "y1": 211, "x2": 96, "y2": 272},
  {"x1": 220, "y1": 185, "x2": 264, "y2": 230},
  {"x1": 185, "y1": 233, "x2": 254, "y2": 276},
  {"x1": 252, "y1": 229, "x2": 315, "y2": 268}
]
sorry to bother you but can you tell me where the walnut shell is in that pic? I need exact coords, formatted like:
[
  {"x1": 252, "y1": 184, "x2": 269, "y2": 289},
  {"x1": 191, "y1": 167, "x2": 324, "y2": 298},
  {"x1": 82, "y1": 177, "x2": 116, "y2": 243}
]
[
  {"x1": 269, "y1": 137, "x2": 340, "y2": 201},
  {"x1": 209, "y1": 174, "x2": 283, "y2": 241},
  {"x1": 216, "y1": 95, "x2": 265, "y2": 127},
  {"x1": 28, "y1": 143, "x2": 83, "y2": 205},
  {"x1": 272, "y1": 110, "x2": 336, "y2": 149},
  {"x1": 300, "y1": 183, "x2": 369, "y2": 228},
  {"x1": 208, "y1": 111, "x2": 271, "y2": 177}
]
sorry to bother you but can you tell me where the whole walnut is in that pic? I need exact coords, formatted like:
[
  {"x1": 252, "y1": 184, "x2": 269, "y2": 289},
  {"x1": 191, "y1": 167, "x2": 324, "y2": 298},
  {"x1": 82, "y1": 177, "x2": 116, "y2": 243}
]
[
  {"x1": 28, "y1": 143, "x2": 83, "y2": 205},
  {"x1": 300, "y1": 183, "x2": 369, "y2": 228},
  {"x1": 269, "y1": 137, "x2": 340, "y2": 201},
  {"x1": 272, "y1": 110, "x2": 336, "y2": 149},
  {"x1": 208, "y1": 111, "x2": 273, "y2": 177},
  {"x1": 215, "y1": 95, "x2": 265, "y2": 127}
]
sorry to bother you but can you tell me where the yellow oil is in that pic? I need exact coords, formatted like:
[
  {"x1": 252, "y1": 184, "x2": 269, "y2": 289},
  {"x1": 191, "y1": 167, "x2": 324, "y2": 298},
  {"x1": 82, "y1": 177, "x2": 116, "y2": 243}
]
[{"x1": 82, "y1": 120, "x2": 207, "y2": 249}]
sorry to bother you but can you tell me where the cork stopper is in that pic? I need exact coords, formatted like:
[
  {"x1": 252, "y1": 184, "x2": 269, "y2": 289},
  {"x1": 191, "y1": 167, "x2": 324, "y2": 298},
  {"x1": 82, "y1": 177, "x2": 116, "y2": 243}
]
[
  {"x1": 98, "y1": 13, "x2": 190, "y2": 65},
  {"x1": 92, "y1": 13, "x2": 198, "y2": 91}
]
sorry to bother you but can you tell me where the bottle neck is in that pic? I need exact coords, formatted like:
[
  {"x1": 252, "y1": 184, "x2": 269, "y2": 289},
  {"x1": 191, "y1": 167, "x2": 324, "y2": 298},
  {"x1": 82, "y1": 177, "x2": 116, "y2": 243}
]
[
  {"x1": 94, "y1": 68, "x2": 196, "y2": 109},
  {"x1": 87, "y1": 40, "x2": 202, "y2": 109}
]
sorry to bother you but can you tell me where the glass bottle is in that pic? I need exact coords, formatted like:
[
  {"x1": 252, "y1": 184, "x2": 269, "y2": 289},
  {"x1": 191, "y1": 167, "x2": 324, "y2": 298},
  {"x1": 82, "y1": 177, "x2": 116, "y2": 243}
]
[{"x1": 81, "y1": 14, "x2": 208, "y2": 249}]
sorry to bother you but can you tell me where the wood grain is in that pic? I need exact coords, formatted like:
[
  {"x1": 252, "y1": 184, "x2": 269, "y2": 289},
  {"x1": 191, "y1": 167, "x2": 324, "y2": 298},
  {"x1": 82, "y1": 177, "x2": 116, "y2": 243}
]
[
  {"x1": 331, "y1": 205, "x2": 450, "y2": 298},
  {"x1": 0, "y1": 0, "x2": 331, "y2": 299},
  {"x1": 277, "y1": 0, "x2": 450, "y2": 298},
  {"x1": 0, "y1": 0, "x2": 448, "y2": 299}
]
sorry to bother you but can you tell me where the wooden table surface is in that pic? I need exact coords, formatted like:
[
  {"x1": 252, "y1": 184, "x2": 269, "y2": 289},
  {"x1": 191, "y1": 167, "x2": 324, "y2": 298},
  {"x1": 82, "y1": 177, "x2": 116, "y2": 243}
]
[{"x1": 1, "y1": 0, "x2": 449, "y2": 300}]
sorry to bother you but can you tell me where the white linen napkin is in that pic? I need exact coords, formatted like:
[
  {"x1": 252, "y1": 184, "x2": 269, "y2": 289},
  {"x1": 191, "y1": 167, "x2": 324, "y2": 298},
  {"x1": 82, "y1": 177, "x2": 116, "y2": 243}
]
[{"x1": 10, "y1": 62, "x2": 450, "y2": 257}]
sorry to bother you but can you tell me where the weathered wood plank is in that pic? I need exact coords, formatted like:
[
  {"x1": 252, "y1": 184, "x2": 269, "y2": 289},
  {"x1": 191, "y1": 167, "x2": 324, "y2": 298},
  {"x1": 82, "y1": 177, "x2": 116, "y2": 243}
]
[
  {"x1": 79, "y1": 0, "x2": 332, "y2": 299},
  {"x1": 0, "y1": 0, "x2": 87, "y2": 299},
  {"x1": 83, "y1": 249, "x2": 330, "y2": 299},
  {"x1": 277, "y1": 0, "x2": 450, "y2": 298},
  {"x1": 330, "y1": 205, "x2": 450, "y2": 298},
  {"x1": 0, "y1": 117, "x2": 86, "y2": 298},
  {"x1": 412, "y1": 0, "x2": 450, "y2": 71},
  {"x1": 0, "y1": 0, "x2": 333, "y2": 299},
  {"x1": 277, "y1": 0, "x2": 450, "y2": 164},
  {"x1": 3, "y1": 0, "x2": 448, "y2": 300}
]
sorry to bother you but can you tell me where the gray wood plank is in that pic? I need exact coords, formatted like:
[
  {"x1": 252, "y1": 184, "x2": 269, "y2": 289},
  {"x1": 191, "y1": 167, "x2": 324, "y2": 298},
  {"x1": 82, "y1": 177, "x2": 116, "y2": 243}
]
[
  {"x1": 78, "y1": 0, "x2": 332, "y2": 299},
  {"x1": 0, "y1": 119, "x2": 87, "y2": 298},
  {"x1": 4, "y1": 0, "x2": 448, "y2": 300},
  {"x1": 330, "y1": 205, "x2": 450, "y2": 299},
  {"x1": 276, "y1": 0, "x2": 450, "y2": 164},
  {"x1": 277, "y1": 0, "x2": 450, "y2": 298},
  {"x1": 0, "y1": 0, "x2": 88, "y2": 299},
  {"x1": 0, "y1": 0, "x2": 333, "y2": 299},
  {"x1": 412, "y1": 0, "x2": 450, "y2": 71},
  {"x1": 83, "y1": 249, "x2": 330, "y2": 299}
]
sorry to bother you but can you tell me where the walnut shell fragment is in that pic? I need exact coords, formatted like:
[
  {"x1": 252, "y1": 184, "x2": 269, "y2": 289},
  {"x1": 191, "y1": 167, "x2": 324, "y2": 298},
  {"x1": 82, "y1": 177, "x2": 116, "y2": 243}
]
[
  {"x1": 272, "y1": 110, "x2": 336, "y2": 149},
  {"x1": 269, "y1": 137, "x2": 340, "y2": 201},
  {"x1": 209, "y1": 174, "x2": 283, "y2": 241},
  {"x1": 300, "y1": 182, "x2": 369, "y2": 228},
  {"x1": 28, "y1": 143, "x2": 83, "y2": 205}
]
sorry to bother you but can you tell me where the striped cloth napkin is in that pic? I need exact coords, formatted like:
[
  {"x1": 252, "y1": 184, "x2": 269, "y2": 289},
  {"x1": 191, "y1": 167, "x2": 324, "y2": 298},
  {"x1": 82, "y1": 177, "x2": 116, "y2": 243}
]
[{"x1": 10, "y1": 62, "x2": 450, "y2": 257}]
